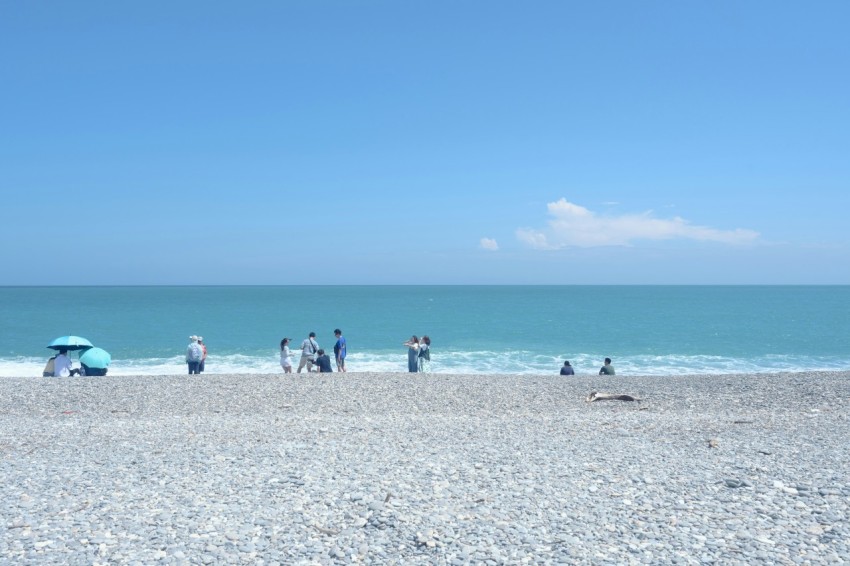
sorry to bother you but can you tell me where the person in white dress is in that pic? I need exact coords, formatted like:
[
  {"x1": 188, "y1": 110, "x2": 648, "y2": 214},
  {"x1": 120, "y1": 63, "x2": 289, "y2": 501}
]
[{"x1": 280, "y1": 338, "x2": 293, "y2": 373}]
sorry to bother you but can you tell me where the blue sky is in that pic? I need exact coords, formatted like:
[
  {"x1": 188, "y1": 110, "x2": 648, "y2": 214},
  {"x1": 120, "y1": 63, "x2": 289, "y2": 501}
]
[{"x1": 2, "y1": 1, "x2": 848, "y2": 284}]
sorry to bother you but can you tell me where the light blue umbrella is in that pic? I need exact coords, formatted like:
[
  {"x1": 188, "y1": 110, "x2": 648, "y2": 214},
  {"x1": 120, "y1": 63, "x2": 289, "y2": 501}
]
[
  {"x1": 47, "y1": 335, "x2": 94, "y2": 351},
  {"x1": 79, "y1": 347, "x2": 111, "y2": 369}
]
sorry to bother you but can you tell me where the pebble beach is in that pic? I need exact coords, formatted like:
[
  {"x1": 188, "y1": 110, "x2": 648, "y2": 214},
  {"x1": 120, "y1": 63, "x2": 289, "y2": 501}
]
[{"x1": 1, "y1": 371, "x2": 848, "y2": 565}]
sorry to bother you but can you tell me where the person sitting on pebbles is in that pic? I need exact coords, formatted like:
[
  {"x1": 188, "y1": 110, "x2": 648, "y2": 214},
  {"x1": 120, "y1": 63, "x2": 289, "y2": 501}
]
[
  {"x1": 312, "y1": 349, "x2": 334, "y2": 373},
  {"x1": 599, "y1": 357, "x2": 616, "y2": 375}
]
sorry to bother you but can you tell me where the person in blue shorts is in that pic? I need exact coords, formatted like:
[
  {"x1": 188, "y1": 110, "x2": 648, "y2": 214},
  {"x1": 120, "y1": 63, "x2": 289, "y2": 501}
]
[{"x1": 333, "y1": 329, "x2": 347, "y2": 372}]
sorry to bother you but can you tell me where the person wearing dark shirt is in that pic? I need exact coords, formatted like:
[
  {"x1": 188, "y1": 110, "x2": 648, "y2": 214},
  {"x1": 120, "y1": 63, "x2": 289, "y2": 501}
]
[
  {"x1": 560, "y1": 361, "x2": 575, "y2": 375},
  {"x1": 599, "y1": 357, "x2": 616, "y2": 375},
  {"x1": 313, "y1": 349, "x2": 334, "y2": 373},
  {"x1": 81, "y1": 363, "x2": 107, "y2": 376},
  {"x1": 333, "y1": 329, "x2": 347, "y2": 372}
]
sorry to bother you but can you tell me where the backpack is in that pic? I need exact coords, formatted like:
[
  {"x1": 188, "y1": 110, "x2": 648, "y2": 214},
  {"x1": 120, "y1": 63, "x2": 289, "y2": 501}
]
[{"x1": 188, "y1": 343, "x2": 203, "y2": 362}]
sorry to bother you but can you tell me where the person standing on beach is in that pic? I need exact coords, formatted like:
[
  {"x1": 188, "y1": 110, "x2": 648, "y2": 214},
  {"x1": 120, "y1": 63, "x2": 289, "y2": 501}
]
[
  {"x1": 560, "y1": 361, "x2": 575, "y2": 375},
  {"x1": 333, "y1": 329, "x2": 347, "y2": 372},
  {"x1": 198, "y1": 337, "x2": 207, "y2": 373},
  {"x1": 186, "y1": 336, "x2": 203, "y2": 374},
  {"x1": 599, "y1": 357, "x2": 615, "y2": 375},
  {"x1": 418, "y1": 335, "x2": 431, "y2": 373},
  {"x1": 403, "y1": 336, "x2": 420, "y2": 372},
  {"x1": 280, "y1": 338, "x2": 293, "y2": 373},
  {"x1": 298, "y1": 332, "x2": 319, "y2": 373}
]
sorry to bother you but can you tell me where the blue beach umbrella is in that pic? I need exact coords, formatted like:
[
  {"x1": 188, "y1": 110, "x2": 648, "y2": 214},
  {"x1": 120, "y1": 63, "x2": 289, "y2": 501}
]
[
  {"x1": 79, "y1": 347, "x2": 111, "y2": 369},
  {"x1": 47, "y1": 335, "x2": 94, "y2": 351}
]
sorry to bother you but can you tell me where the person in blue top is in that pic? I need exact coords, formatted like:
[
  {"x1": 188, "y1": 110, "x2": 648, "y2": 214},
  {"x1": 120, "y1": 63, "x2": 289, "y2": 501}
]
[
  {"x1": 560, "y1": 360, "x2": 575, "y2": 375},
  {"x1": 333, "y1": 329, "x2": 347, "y2": 372}
]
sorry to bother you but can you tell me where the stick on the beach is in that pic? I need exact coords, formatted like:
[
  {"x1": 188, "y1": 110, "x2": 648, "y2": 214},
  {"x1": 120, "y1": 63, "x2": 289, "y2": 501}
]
[{"x1": 585, "y1": 391, "x2": 641, "y2": 402}]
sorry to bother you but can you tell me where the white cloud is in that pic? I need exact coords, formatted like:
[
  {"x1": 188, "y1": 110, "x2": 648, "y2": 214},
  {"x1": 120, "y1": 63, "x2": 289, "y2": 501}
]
[
  {"x1": 480, "y1": 237, "x2": 499, "y2": 251},
  {"x1": 516, "y1": 229, "x2": 553, "y2": 250},
  {"x1": 517, "y1": 198, "x2": 760, "y2": 249}
]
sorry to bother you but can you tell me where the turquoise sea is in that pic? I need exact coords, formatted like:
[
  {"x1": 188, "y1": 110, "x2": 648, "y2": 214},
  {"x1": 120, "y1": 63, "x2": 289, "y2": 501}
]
[{"x1": 1, "y1": 286, "x2": 849, "y2": 376}]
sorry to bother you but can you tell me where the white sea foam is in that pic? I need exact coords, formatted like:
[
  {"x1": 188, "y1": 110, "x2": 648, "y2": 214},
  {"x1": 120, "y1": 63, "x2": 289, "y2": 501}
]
[{"x1": 2, "y1": 351, "x2": 848, "y2": 377}]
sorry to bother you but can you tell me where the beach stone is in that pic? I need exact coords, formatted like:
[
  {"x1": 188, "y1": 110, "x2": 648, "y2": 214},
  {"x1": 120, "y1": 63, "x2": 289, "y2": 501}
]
[{"x1": 2, "y1": 372, "x2": 850, "y2": 564}]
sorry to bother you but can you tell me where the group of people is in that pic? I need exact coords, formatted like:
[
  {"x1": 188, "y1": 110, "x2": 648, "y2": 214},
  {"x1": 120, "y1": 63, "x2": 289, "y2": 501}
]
[
  {"x1": 403, "y1": 335, "x2": 432, "y2": 373},
  {"x1": 187, "y1": 334, "x2": 610, "y2": 376},
  {"x1": 186, "y1": 329, "x2": 435, "y2": 375},
  {"x1": 42, "y1": 349, "x2": 108, "y2": 377},
  {"x1": 185, "y1": 335, "x2": 208, "y2": 374},
  {"x1": 280, "y1": 329, "x2": 347, "y2": 373},
  {"x1": 559, "y1": 357, "x2": 616, "y2": 376},
  {"x1": 279, "y1": 331, "x2": 433, "y2": 374}
]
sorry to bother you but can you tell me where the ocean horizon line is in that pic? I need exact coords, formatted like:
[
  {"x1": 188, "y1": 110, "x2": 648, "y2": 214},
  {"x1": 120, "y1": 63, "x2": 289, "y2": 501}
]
[{"x1": 2, "y1": 283, "x2": 848, "y2": 288}]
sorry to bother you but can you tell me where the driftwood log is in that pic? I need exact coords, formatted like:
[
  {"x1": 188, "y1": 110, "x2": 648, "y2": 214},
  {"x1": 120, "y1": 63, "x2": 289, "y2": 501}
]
[{"x1": 585, "y1": 391, "x2": 640, "y2": 402}]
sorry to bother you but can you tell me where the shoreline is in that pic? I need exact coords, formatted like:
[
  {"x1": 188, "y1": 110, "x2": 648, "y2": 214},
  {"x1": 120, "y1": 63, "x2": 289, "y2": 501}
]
[
  {"x1": 6, "y1": 368, "x2": 850, "y2": 378},
  {"x1": 2, "y1": 371, "x2": 848, "y2": 563}
]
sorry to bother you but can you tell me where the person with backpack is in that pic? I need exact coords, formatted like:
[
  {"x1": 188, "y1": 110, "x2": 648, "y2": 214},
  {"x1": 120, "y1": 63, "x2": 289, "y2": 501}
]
[
  {"x1": 298, "y1": 332, "x2": 319, "y2": 373},
  {"x1": 186, "y1": 335, "x2": 203, "y2": 374}
]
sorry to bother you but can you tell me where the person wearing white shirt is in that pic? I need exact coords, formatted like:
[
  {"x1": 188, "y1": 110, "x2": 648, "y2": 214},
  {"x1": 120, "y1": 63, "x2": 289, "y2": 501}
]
[
  {"x1": 280, "y1": 338, "x2": 293, "y2": 373},
  {"x1": 53, "y1": 350, "x2": 72, "y2": 377}
]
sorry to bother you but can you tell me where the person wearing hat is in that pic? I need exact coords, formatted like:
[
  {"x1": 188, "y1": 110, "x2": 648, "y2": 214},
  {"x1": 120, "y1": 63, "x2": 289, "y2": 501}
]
[
  {"x1": 298, "y1": 332, "x2": 319, "y2": 373},
  {"x1": 198, "y1": 336, "x2": 207, "y2": 373},
  {"x1": 186, "y1": 335, "x2": 203, "y2": 375}
]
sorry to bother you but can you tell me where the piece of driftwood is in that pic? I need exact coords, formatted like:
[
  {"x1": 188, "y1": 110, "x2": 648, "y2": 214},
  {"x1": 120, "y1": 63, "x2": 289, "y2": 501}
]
[{"x1": 585, "y1": 391, "x2": 640, "y2": 402}]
